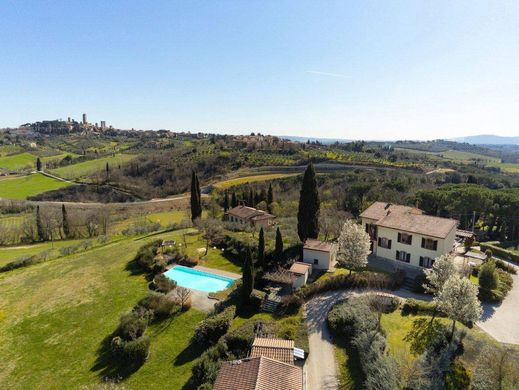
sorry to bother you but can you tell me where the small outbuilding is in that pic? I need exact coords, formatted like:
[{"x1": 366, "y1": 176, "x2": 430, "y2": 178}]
[
  {"x1": 302, "y1": 239, "x2": 338, "y2": 271},
  {"x1": 224, "y1": 205, "x2": 276, "y2": 229},
  {"x1": 289, "y1": 262, "x2": 312, "y2": 288}
]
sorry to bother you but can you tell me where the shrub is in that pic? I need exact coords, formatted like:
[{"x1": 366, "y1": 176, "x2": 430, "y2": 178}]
[
  {"x1": 177, "y1": 256, "x2": 198, "y2": 267},
  {"x1": 494, "y1": 259, "x2": 517, "y2": 274},
  {"x1": 110, "y1": 335, "x2": 150, "y2": 364},
  {"x1": 138, "y1": 292, "x2": 179, "y2": 319},
  {"x1": 153, "y1": 274, "x2": 177, "y2": 293},
  {"x1": 401, "y1": 298, "x2": 442, "y2": 316},
  {"x1": 478, "y1": 261, "x2": 498, "y2": 291},
  {"x1": 224, "y1": 320, "x2": 276, "y2": 358},
  {"x1": 298, "y1": 271, "x2": 401, "y2": 300},
  {"x1": 480, "y1": 242, "x2": 519, "y2": 264},
  {"x1": 134, "y1": 240, "x2": 163, "y2": 272},
  {"x1": 190, "y1": 341, "x2": 230, "y2": 388},
  {"x1": 117, "y1": 311, "x2": 148, "y2": 341},
  {"x1": 194, "y1": 306, "x2": 236, "y2": 345},
  {"x1": 276, "y1": 294, "x2": 304, "y2": 315},
  {"x1": 327, "y1": 297, "x2": 377, "y2": 338},
  {"x1": 478, "y1": 268, "x2": 513, "y2": 303}
]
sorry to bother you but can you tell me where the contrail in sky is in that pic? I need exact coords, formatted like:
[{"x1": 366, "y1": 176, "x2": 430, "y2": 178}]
[{"x1": 306, "y1": 70, "x2": 349, "y2": 79}]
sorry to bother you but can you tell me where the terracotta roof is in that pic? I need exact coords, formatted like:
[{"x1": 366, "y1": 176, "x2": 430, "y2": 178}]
[
  {"x1": 303, "y1": 239, "x2": 336, "y2": 252},
  {"x1": 289, "y1": 262, "x2": 312, "y2": 276},
  {"x1": 376, "y1": 210, "x2": 457, "y2": 239},
  {"x1": 226, "y1": 205, "x2": 275, "y2": 220},
  {"x1": 250, "y1": 338, "x2": 295, "y2": 364},
  {"x1": 360, "y1": 201, "x2": 423, "y2": 220},
  {"x1": 213, "y1": 356, "x2": 302, "y2": 390}
]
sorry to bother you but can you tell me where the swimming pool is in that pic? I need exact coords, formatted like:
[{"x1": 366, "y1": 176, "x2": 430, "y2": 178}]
[{"x1": 164, "y1": 265, "x2": 234, "y2": 293}]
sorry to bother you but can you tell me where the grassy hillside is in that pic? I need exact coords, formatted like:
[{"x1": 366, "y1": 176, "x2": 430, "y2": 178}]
[
  {"x1": 487, "y1": 162, "x2": 519, "y2": 173},
  {"x1": 0, "y1": 174, "x2": 71, "y2": 199},
  {"x1": 50, "y1": 154, "x2": 135, "y2": 180},
  {"x1": 0, "y1": 232, "x2": 206, "y2": 389},
  {"x1": 0, "y1": 152, "x2": 36, "y2": 171},
  {"x1": 213, "y1": 173, "x2": 299, "y2": 189}
]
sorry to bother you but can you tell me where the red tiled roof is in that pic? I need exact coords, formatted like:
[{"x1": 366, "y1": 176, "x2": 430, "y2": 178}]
[
  {"x1": 303, "y1": 239, "x2": 336, "y2": 252},
  {"x1": 289, "y1": 262, "x2": 312, "y2": 276},
  {"x1": 213, "y1": 356, "x2": 302, "y2": 390},
  {"x1": 361, "y1": 201, "x2": 457, "y2": 239},
  {"x1": 250, "y1": 338, "x2": 295, "y2": 364},
  {"x1": 226, "y1": 205, "x2": 275, "y2": 220}
]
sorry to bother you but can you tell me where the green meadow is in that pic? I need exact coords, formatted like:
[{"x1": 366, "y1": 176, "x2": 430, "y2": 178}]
[
  {"x1": 50, "y1": 154, "x2": 135, "y2": 180},
  {"x1": 0, "y1": 174, "x2": 71, "y2": 199}
]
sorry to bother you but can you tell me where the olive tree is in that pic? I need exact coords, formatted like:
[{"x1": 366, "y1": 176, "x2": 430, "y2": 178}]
[
  {"x1": 423, "y1": 255, "x2": 457, "y2": 295},
  {"x1": 435, "y1": 275, "x2": 482, "y2": 339},
  {"x1": 336, "y1": 219, "x2": 371, "y2": 274}
]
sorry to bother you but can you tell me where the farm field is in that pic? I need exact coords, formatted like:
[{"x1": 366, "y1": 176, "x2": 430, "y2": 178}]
[
  {"x1": 396, "y1": 148, "x2": 499, "y2": 163},
  {"x1": 0, "y1": 231, "x2": 206, "y2": 388},
  {"x1": 0, "y1": 173, "x2": 71, "y2": 199},
  {"x1": 50, "y1": 154, "x2": 135, "y2": 180},
  {"x1": 0, "y1": 152, "x2": 36, "y2": 171},
  {"x1": 0, "y1": 239, "x2": 85, "y2": 267},
  {"x1": 213, "y1": 172, "x2": 298, "y2": 189}
]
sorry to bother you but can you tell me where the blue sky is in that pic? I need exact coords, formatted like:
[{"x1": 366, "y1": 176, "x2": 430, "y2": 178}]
[{"x1": 1, "y1": 1, "x2": 518, "y2": 140}]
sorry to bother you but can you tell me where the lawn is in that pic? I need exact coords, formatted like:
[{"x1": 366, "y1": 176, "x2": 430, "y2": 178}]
[
  {"x1": 0, "y1": 152, "x2": 37, "y2": 171},
  {"x1": 213, "y1": 173, "x2": 298, "y2": 190},
  {"x1": 0, "y1": 238, "x2": 84, "y2": 267},
  {"x1": 50, "y1": 154, "x2": 135, "y2": 180},
  {"x1": 0, "y1": 173, "x2": 71, "y2": 199},
  {"x1": 0, "y1": 231, "x2": 206, "y2": 388}
]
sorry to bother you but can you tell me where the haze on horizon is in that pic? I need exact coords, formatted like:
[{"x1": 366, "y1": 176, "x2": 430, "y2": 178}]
[{"x1": 1, "y1": 1, "x2": 518, "y2": 141}]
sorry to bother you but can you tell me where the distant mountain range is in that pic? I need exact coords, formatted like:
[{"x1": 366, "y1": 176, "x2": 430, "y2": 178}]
[{"x1": 451, "y1": 135, "x2": 519, "y2": 145}]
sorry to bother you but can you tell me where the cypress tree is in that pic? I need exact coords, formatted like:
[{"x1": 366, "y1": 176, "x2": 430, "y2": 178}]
[
  {"x1": 257, "y1": 227, "x2": 265, "y2": 269},
  {"x1": 242, "y1": 248, "x2": 254, "y2": 304},
  {"x1": 249, "y1": 189, "x2": 254, "y2": 207},
  {"x1": 267, "y1": 184, "x2": 274, "y2": 205},
  {"x1": 62, "y1": 204, "x2": 70, "y2": 238},
  {"x1": 223, "y1": 191, "x2": 229, "y2": 212},
  {"x1": 231, "y1": 192, "x2": 238, "y2": 208},
  {"x1": 105, "y1": 162, "x2": 110, "y2": 180},
  {"x1": 36, "y1": 206, "x2": 45, "y2": 241},
  {"x1": 36, "y1": 157, "x2": 42, "y2": 171},
  {"x1": 275, "y1": 227, "x2": 283, "y2": 263},
  {"x1": 190, "y1": 171, "x2": 202, "y2": 221},
  {"x1": 297, "y1": 163, "x2": 320, "y2": 241}
]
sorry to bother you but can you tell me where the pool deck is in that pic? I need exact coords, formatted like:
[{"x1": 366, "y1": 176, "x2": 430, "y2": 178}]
[{"x1": 193, "y1": 265, "x2": 241, "y2": 280}]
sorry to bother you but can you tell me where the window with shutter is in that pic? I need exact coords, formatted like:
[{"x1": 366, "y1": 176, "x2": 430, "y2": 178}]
[
  {"x1": 388, "y1": 240, "x2": 392, "y2": 249},
  {"x1": 421, "y1": 238, "x2": 425, "y2": 248},
  {"x1": 406, "y1": 253, "x2": 411, "y2": 262},
  {"x1": 396, "y1": 251, "x2": 400, "y2": 260},
  {"x1": 378, "y1": 237, "x2": 381, "y2": 246},
  {"x1": 398, "y1": 233, "x2": 402, "y2": 242},
  {"x1": 433, "y1": 240, "x2": 438, "y2": 251},
  {"x1": 419, "y1": 256, "x2": 424, "y2": 266}
]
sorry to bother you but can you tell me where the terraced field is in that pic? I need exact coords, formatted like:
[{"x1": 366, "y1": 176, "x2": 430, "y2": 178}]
[
  {"x1": 50, "y1": 154, "x2": 135, "y2": 180},
  {"x1": 0, "y1": 174, "x2": 71, "y2": 199}
]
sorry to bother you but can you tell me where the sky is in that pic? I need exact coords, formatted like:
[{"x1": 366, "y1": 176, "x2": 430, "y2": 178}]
[{"x1": 1, "y1": 0, "x2": 518, "y2": 140}]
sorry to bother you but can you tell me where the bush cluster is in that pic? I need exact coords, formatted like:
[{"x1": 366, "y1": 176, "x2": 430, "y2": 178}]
[
  {"x1": 401, "y1": 298, "x2": 444, "y2": 316},
  {"x1": 297, "y1": 271, "x2": 403, "y2": 300},
  {"x1": 478, "y1": 261, "x2": 514, "y2": 303},
  {"x1": 276, "y1": 294, "x2": 304, "y2": 315},
  {"x1": 122, "y1": 221, "x2": 161, "y2": 236},
  {"x1": 480, "y1": 242, "x2": 519, "y2": 264},
  {"x1": 327, "y1": 296, "x2": 400, "y2": 390},
  {"x1": 194, "y1": 306, "x2": 236, "y2": 345},
  {"x1": 134, "y1": 240, "x2": 164, "y2": 272},
  {"x1": 153, "y1": 274, "x2": 177, "y2": 293}
]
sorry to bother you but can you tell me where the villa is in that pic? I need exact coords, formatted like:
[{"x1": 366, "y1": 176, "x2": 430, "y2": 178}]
[
  {"x1": 360, "y1": 202, "x2": 457, "y2": 269},
  {"x1": 224, "y1": 205, "x2": 276, "y2": 228}
]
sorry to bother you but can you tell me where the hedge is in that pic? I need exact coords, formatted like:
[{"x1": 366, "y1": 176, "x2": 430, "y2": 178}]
[
  {"x1": 480, "y1": 242, "x2": 519, "y2": 264},
  {"x1": 297, "y1": 271, "x2": 404, "y2": 300},
  {"x1": 401, "y1": 298, "x2": 446, "y2": 317},
  {"x1": 193, "y1": 306, "x2": 236, "y2": 345}
]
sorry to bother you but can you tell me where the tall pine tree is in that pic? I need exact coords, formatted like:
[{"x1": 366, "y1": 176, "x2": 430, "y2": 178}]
[
  {"x1": 62, "y1": 204, "x2": 70, "y2": 239},
  {"x1": 275, "y1": 227, "x2": 284, "y2": 263},
  {"x1": 242, "y1": 248, "x2": 254, "y2": 304},
  {"x1": 257, "y1": 227, "x2": 265, "y2": 269},
  {"x1": 36, "y1": 205, "x2": 45, "y2": 241},
  {"x1": 297, "y1": 163, "x2": 320, "y2": 241},
  {"x1": 190, "y1": 171, "x2": 202, "y2": 221}
]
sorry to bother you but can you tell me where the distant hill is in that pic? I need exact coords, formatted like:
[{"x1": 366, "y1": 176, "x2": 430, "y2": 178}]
[
  {"x1": 453, "y1": 135, "x2": 519, "y2": 145},
  {"x1": 282, "y1": 135, "x2": 351, "y2": 144}
]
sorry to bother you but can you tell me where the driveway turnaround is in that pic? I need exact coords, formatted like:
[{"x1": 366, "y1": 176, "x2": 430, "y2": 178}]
[{"x1": 477, "y1": 261, "x2": 519, "y2": 344}]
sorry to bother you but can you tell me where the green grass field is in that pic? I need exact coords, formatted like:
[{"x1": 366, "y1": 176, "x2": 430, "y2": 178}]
[
  {"x1": 0, "y1": 231, "x2": 206, "y2": 388},
  {"x1": 213, "y1": 173, "x2": 298, "y2": 189},
  {"x1": 487, "y1": 162, "x2": 519, "y2": 173},
  {"x1": 396, "y1": 148, "x2": 500, "y2": 164},
  {"x1": 0, "y1": 239, "x2": 85, "y2": 267},
  {"x1": 0, "y1": 173, "x2": 71, "y2": 199},
  {"x1": 0, "y1": 152, "x2": 37, "y2": 171},
  {"x1": 50, "y1": 154, "x2": 135, "y2": 180}
]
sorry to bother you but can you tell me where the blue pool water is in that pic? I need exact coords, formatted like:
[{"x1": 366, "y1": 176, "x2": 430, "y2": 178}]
[{"x1": 164, "y1": 265, "x2": 234, "y2": 293}]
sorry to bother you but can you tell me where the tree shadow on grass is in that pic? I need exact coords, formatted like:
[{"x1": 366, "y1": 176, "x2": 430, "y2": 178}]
[
  {"x1": 174, "y1": 339, "x2": 205, "y2": 367},
  {"x1": 403, "y1": 317, "x2": 447, "y2": 355},
  {"x1": 90, "y1": 333, "x2": 145, "y2": 382}
]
